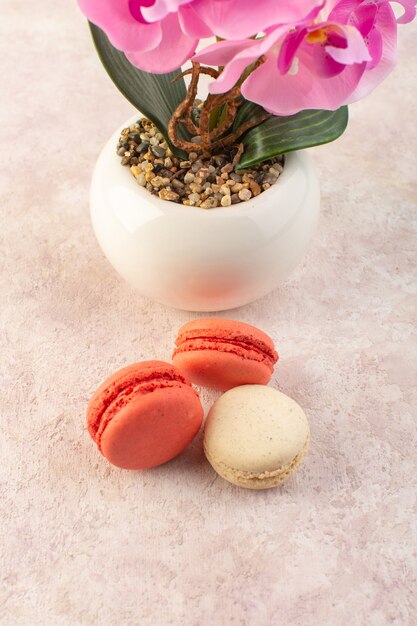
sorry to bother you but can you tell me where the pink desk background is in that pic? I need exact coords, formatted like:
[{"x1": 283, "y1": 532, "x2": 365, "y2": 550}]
[{"x1": 1, "y1": 2, "x2": 416, "y2": 624}]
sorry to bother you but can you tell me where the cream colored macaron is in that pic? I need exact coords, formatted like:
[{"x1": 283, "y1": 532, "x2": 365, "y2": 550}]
[{"x1": 204, "y1": 385, "x2": 310, "y2": 489}]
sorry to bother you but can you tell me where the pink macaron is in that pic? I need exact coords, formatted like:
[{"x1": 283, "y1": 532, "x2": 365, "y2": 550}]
[
  {"x1": 87, "y1": 360, "x2": 203, "y2": 469},
  {"x1": 172, "y1": 318, "x2": 278, "y2": 391}
]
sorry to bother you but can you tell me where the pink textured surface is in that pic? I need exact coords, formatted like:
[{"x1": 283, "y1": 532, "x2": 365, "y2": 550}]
[{"x1": 1, "y1": 2, "x2": 416, "y2": 625}]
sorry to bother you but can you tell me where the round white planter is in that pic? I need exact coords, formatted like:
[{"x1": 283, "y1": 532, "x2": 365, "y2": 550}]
[{"x1": 90, "y1": 116, "x2": 320, "y2": 311}]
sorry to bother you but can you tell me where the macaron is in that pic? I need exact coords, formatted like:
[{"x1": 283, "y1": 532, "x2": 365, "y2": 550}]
[
  {"x1": 172, "y1": 318, "x2": 278, "y2": 391},
  {"x1": 203, "y1": 385, "x2": 309, "y2": 489},
  {"x1": 87, "y1": 361, "x2": 203, "y2": 469}
]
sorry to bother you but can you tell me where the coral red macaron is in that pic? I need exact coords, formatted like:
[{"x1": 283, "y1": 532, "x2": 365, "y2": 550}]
[
  {"x1": 87, "y1": 361, "x2": 203, "y2": 469},
  {"x1": 172, "y1": 318, "x2": 278, "y2": 391}
]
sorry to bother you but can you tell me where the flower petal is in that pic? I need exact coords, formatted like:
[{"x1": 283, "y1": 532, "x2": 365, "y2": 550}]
[
  {"x1": 191, "y1": 0, "x2": 325, "y2": 40},
  {"x1": 126, "y1": 12, "x2": 198, "y2": 72},
  {"x1": 195, "y1": 26, "x2": 288, "y2": 94},
  {"x1": 178, "y1": 4, "x2": 213, "y2": 38},
  {"x1": 141, "y1": 0, "x2": 190, "y2": 22},
  {"x1": 278, "y1": 28, "x2": 308, "y2": 74},
  {"x1": 193, "y1": 38, "x2": 259, "y2": 67},
  {"x1": 348, "y1": 2, "x2": 398, "y2": 100},
  {"x1": 241, "y1": 45, "x2": 366, "y2": 115},
  {"x1": 325, "y1": 23, "x2": 371, "y2": 64},
  {"x1": 392, "y1": 0, "x2": 417, "y2": 24},
  {"x1": 77, "y1": 0, "x2": 161, "y2": 51}
]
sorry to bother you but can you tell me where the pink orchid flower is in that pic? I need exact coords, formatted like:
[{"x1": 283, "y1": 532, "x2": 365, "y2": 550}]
[
  {"x1": 77, "y1": 0, "x2": 206, "y2": 73},
  {"x1": 78, "y1": 0, "x2": 328, "y2": 73},
  {"x1": 143, "y1": 0, "x2": 326, "y2": 40},
  {"x1": 194, "y1": 0, "x2": 416, "y2": 115}
]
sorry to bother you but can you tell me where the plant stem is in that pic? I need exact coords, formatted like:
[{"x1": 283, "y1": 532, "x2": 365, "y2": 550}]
[{"x1": 168, "y1": 61, "x2": 270, "y2": 161}]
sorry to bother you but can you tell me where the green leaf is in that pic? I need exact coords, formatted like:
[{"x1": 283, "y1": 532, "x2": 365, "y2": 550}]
[
  {"x1": 232, "y1": 100, "x2": 263, "y2": 130},
  {"x1": 235, "y1": 104, "x2": 349, "y2": 169},
  {"x1": 89, "y1": 23, "x2": 188, "y2": 157}
]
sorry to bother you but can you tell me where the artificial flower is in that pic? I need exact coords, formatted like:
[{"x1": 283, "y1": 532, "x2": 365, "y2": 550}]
[
  {"x1": 77, "y1": 0, "x2": 202, "y2": 72},
  {"x1": 194, "y1": 0, "x2": 416, "y2": 114},
  {"x1": 143, "y1": 0, "x2": 326, "y2": 40}
]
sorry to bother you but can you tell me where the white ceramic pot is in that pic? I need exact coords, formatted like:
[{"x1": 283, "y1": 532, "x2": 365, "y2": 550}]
[{"x1": 90, "y1": 116, "x2": 320, "y2": 311}]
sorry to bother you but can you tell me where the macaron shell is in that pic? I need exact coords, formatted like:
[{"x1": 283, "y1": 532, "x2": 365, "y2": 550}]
[
  {"x1": 173, "y1": 318, "x2": 278, "y2": 390},
  {"x1": 176, "y1": 318, "x2": 277, "y2": 356},
  {"x1": 100, "y1": 385, "x2": 203, "y2": 470},
  {"x1": 203, "y1": 385, "x2": 310, "y2": 488},
  {"x1": 204, "y1": 438, "x2": 309, "y2": 490},
  {"x1": 87, "y1": 360, "x2": 190, "y2": 441},
  {"x1": 173, "y1": 350, "x2": 272, "y2": 391}
]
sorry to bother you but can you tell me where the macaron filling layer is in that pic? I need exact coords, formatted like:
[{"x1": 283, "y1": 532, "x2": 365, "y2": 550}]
[
  {"x1": 174, "y1": 333, "x2": 278, "y2": 370},
  {"x1": 88, "y1": 366, "x2": 190, "y2": 444}
]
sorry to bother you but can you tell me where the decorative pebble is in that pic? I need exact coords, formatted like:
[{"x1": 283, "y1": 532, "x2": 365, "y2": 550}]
[
  {"x1": 198, "y1": 168, "x2": 210, "y2": 179},
  {"x1": 130, "y1": 165, "x2": 141, "y2": 178},
  {"x1": 137, "y1": 173, "x2": 146, "y2": 187},
  {"x1": 135, "y1": 142, "x2": 148, "y2": 154},
  {"x1": 184, "y1": 172, "x2": 195, "y2": 184},
  {"x1": 117, "y1": 116, "x2": 284, "y2": 207},
  {"x1": 238, "y1": 189, "x2": 252, "y2": 202},
  {"x1": 249, "y1": 180, "x2": 261, "y2": 196},
  {"x1": 269, "y1": 166, "x2": 281, "y2": 176},
  {"x1": 189, "y1": 183, "x2": 202, "y2": 194},
  {"x1": 151, "y1": 145, "x2": 166, "y2": 158},
  {"x1": 221, "y1": 163, "x2": 234, "y2": 174},
  {"x1": 159, "y1": 189, "x2": 180, "y2": 201},
  {"x1": 151, "y1": 176, "x2": 170, "y2": 188},
  {"x1": 191, "y1": 160, "x2": 204, "y2": 173},
  {"x1": 221, "y1": 195, "x2": 232, "y2": 207},
  {"x1": 200, "y1": 197, "x2": 219, "y2": 209},
  {"x1": 188, "y1": 193, "x2": 201, "y2": 206}
]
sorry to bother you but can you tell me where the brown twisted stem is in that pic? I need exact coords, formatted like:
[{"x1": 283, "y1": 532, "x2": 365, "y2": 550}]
[
  {"x1": 175, "y1": 66, "x2": 220, "y2": 81},
  {"x1": 180, "y1": 67, "x2": 222, "y2": 151},
  {"x1": 172, "y1": 65, "x2": 221, "y2": 138},
  {"x1": 198, "y1": 94, "x2": 217, "y2": 151},
  {"x1": 231, "y1": 143, "x2": 245, "y2": 168},
  {"x1": 168, "y1": 59, "x2": 270, "y2": 158},
  {"x1": 168, "y1": 62, "x2": 201, "y2": 146},
  {"x1": 169, "y1": 64, "x2": 222, "y2": 153}
]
